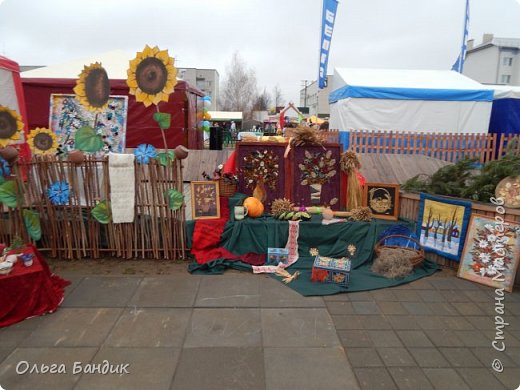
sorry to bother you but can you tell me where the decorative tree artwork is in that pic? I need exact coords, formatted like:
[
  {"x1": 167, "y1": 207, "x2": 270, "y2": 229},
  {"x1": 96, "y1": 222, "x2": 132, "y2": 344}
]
[
  {"x1": 416, "y1": 193, "x2": 472, "y2": 261},
  {"x1": 299, "y1": 149, "x2": 336, "y2": 205},
  {"x1": 49, "y1": 94, "x2": 128, "y2": 156},
  {"x1": 458, "y1": 215, "x2": 520, "y2": 292},
  {"x1": 237, "y1": 143, "x2": 286, "y2": 210},
  {"x1": 291, "y1": 145, "x2": 342, "y2": 210}
]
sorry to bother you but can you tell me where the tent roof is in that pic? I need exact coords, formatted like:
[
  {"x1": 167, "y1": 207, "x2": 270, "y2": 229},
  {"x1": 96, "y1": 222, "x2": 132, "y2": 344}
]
[
  {"x1": 0, "y1": 56, "x2": 20, "y2": 72},
  {"x1": 330, "y1": 68, "x2": 494, "y2": 103},
  {"x1": 21, "y1": 50, "x2": 136, "y2": 80},
  {"x1": 208, "y1": 111, "x2": 242, "y2": 121},
  {"x1": 486, "y1": 84, "x2": 520, "y2": 100}
]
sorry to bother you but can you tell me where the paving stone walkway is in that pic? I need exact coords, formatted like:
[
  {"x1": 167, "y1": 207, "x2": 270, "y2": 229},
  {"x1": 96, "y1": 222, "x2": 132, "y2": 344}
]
[{"x1": 0, "y1": 271, "x2": 519, "y2": 389}]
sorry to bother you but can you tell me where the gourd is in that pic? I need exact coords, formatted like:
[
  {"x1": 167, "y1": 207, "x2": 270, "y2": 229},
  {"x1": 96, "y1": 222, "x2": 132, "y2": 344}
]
[{"x1": 243, "y1": 197, "x2": 264, "y2": 218}]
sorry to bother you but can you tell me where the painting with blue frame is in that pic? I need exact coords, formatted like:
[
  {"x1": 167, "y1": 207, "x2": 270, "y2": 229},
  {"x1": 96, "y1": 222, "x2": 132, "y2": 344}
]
[{"x1": 416, "y1": 193, "x2": 472, "y2": 261}]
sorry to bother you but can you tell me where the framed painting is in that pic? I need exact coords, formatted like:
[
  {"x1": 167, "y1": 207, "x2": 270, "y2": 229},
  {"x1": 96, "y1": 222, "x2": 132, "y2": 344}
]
[
  {"x1": 363, "y1": 183, "x2": 400, "y2": 221},
  {"x1": 236, "y1": 142, "x2": 287, "y2": 211},
  {"x1": 457, "y1": 215, "x2": 520, "y2": 292},
  {"x1": 49, "y1": 93, "x2": 128, "y2": 156},
  {"x1": 416, "y1": 193, "x2": 472, "y2": 261},
  {"x1": 290, "y1": 144, "x2": 342, "y2": 210},
  {"x1": 191, "y1": 181, "x2": 220, "y2": 220}
]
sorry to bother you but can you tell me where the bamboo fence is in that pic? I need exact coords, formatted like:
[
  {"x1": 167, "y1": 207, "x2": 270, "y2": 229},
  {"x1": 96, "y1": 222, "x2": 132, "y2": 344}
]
[{"x1": 0, "y1": 155, "x2": 186, "y2": 260}]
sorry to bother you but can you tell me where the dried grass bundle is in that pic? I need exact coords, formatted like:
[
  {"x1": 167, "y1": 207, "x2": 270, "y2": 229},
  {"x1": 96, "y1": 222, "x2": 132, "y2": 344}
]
[
  {"x1": 349, "y1": 206, "x2": 372, "y2": 222},
  {"x1": 371, "y1": 248, "x2": 414, "y2": 279},
  {"x1": 289, "y1": 126, "x2": 323, "y2": 147},
  {"x1": 340, "y1": 150, "x2": 361, "y2": 172}
]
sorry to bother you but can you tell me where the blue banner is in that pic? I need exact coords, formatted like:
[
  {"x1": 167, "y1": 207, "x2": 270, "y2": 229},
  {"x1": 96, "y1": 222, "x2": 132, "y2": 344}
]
[
  {"x1": 318, "y1": 0, "x2": 339, "y2": 89},
  {"x1": 451, "y1": 0, "x2": 470, "y2": 73}
]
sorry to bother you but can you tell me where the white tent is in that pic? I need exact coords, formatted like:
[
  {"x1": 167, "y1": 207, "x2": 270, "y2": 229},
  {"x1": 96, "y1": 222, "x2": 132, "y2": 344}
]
[{"x1": 329, "y1": 68, "x2": 494, "y2": 134}]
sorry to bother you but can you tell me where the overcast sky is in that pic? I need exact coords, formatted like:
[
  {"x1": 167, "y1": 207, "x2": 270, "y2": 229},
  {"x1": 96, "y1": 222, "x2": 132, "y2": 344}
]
[{"x1": 1, "y1": 0, "x2": 519, "y2": 104}]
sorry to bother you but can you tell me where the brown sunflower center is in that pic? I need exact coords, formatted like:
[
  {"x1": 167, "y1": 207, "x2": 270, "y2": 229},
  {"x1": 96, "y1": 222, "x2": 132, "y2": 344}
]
[
  {"x1": 84, "y1": 68, "x2": 110, "y2": 108},
  {"x1": 135, "y1": 57, "x2": 168, "y2": 95},
  {"x1": 0, "y1": 111, "x2": 17, "y2": 139},
  {"x1": 33, "y1": 132, "x2": 54, "y2": 151}
]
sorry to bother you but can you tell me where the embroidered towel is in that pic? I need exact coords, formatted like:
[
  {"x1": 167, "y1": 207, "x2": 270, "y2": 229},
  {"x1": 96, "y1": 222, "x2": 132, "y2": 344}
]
[{"x1": 108, "y1": 153, "x2": 135, "y2": 223}]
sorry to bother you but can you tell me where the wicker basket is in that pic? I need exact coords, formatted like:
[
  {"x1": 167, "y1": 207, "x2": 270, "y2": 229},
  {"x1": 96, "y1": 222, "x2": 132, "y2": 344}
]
[
  {"x1": 218, "y1": 179, "x2": 237, "y2": 197},
  {"x1": 374, "y1": 234, "x2": 425, "y2": 267}
]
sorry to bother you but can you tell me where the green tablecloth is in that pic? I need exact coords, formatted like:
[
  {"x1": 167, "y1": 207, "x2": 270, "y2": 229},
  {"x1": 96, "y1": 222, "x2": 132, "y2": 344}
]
[{"x1": 187, "y1": 196, "x2": 439, "y2": 296}]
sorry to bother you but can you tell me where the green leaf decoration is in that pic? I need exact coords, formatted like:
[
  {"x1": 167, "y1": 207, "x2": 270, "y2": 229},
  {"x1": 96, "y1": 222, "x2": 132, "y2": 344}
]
[
  {"x1": 91, "y1": 200, "x2": 111, "y2": 224},
  {"x1": 165, "y1": 189, "x2": 184, "y2": 211},
  {"x1": 0, "y1": 180, "x2": 18, "y2": 208},
  {"x1": 75, "y1": 126, "x2": 104, "y2": 152},
  {"x1": 0, "y1": 175, "x2": 5, "y2": 185},
  {"x1": 156, "y1": 151, "x2": 175, "y2": 167},
  {"x1": 153, "y1": 112, "x2": 171, "y2": 130},
  {"x1": 23, "y1": 209, "x2": 41, "y2": 241}
]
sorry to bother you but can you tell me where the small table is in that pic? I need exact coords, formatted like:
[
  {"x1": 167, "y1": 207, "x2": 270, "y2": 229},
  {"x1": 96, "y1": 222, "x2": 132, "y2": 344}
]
[{"x1": 0, "y1": 245, "x2": 70, "y2": 328}]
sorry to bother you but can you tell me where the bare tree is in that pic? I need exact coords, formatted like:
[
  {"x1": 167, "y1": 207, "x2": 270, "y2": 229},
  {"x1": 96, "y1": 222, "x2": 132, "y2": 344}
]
[
  {"x1": 220, "y1": 51, "x2": 257, "y2": 119},
  {"x1": 272, "y1": 84, "x2": 285, "y2": 109},
  {"x1": 253, "y1": 88, "x2": 271, "y2": 111}
]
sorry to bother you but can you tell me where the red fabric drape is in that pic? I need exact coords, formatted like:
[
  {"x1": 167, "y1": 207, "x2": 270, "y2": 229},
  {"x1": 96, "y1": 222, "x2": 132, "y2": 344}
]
[
  {"x1": 190, "y1": 198, "x2": 264, "y2": 265},
  {"x1": 0, "y1": 245, "x2": 70, "y2": 328}
]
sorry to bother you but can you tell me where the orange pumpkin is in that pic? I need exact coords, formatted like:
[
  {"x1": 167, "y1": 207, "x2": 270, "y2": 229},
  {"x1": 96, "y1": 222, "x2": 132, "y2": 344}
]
[{"x1": 243, "y1": 197, "x2": 264, "y2": 218}]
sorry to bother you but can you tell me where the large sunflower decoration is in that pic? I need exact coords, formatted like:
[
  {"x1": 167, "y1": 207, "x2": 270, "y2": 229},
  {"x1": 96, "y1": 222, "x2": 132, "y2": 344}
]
[
  {"x1": 0, "y1": 105, "x2": 24, "y2": 148},
  {"x1": 27, "y1": 128, "x2": 59, "y2": 155},
  {"x1": 127, "y1": 45, "x2": 177, "y2": 107},
  {"x1": 73, "y1": 62, "x2": 110, "y2": 112}
]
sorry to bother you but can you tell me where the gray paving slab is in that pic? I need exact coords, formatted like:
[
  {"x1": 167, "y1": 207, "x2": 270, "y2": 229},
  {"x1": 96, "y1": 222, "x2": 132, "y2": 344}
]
[
  {"x1": 407, "y1": 278, "x2": 435, "y2": 290},
  {"x1": 367, "y1": 330, "x2": 403, "y2": 347},
  {"x1": 264, "y1": 347, "x2": 359, "y2": 390},
  {"x1": 440, "y1": 289, "x2": 472, "y2": 302},
  {"x1": 393, "y1": 289, "x2": 423, "y2": 302},
  {"x1": 377, "y1": 348, "x2": 416, "y2": 367},
  {"x1": 396, "y1": 330, "x2": 434, "y2": 347},
  {"x1": 471, "y1": 347, "x2": 518, "y2": 368},
  {"x1": 455, "y1": 330, "x2": 495, "y2": 347},
  {"x1": 370, "y1": 289, "x2": 398, "y2": 301},
  {"x1": 465, "y1": 315, "x2": 496, "y2": 330},
  {"x1": 184, "y1": 308, "x2": 261, "y2": 348},
  {"x1": 338, "y1": 330, "x2": 373, "y2": 348},
  {"x1": 423, "y1": 368, "x2": 471, "y2": 390},
  {"x1": 424, "y1": 329, "x2": 465, "y2": 347},
  {"x1": 401, "y1": 301, "x2": 434, "y2": 316},
  {"x1": 0, "y1": 329, "x2": 33, "y2": 348},
  {"x1": 325, "y1": 301, "x2": 354, "y2": 315},
  {"x1": 408, "y1": 347, "x2": 451, "y2": 368},
  {"x1": 75, "y1": 347, "x2": 180, "y2": 390},
  {"x1": 261, "y1": 308, "x2": 340, "y2": 347},
  {"x1": 387, "y1": 367, "x2": 434, "y2": 390},
  {"x1": 104, "y1": 308, "x2": 191, "y2": 347},
  {"x1": 62, "y1": 276, "x2": 141, "y2": 307},
  {"x1": 171, "y1": 347, "x2": 265, "y2": 390},
  {"x1": 128, "y1": 276, "x2": 200, "y2": 307},
  {"x1": 60, "y1": 274, "x2": 83, "y2": 297},
  {"x1": 0, "y1": 347, "x2": 97, "y2": 390},
  {"x1": 439, "y1": 347, "x2": 483, "y2": 367},
  {"x1": 352, "y1": 301, "x2": 381, "y2": 315},
  {"x1": 425, "y1": 302, "x2": 459, "y2": 316},
  {"x1": 428, "y1": 278, "x2": 459, "y2": 290},
  {"x1": 346, "y1": 348, "x2": 384, "y2": 367},
  {"x1": 359, "y1": 315, "x2": 392, "y2": 330},
  {"x1": 195, "y1": 274, "x2": 261, "y2": 307},
  {"x1": 504, "y1": 347, "x2": 520, "y2": 365},
  {"x1": 493, "y1": 366, "x2": 520, "y2": 389},
  {"x1": 441, "y1": 315, "x2": 475, "y2": 330},
  {"x1": 377, "y1": 301, "x2": 408, "y2": 315},
  {"x1": 354, "y1": 367, "x2": 397, "y2": 389},
  {"x1": 415, "y1": 316, "x2": 446, "y2": 330},
  {"x1": 417, "y1": 289, "x2": 445, "y2": 302},
  {"x1": 451, "y1": 302, "x2": 486, "y2": 316},
  {"x1": 457, "y1": 367, "x2": 507, "y2": 390},
  {"x1": 331, "y1": 315, "x2": 363, "y2": 330},
  {"x1": 0, "y1": 347, "x2": 14, "y2": 364},
  {"x1": 386, "y1": 315, "x2": 422, "y2": 330},
  {"x1": 260, "y1": 277, "x2": 324, "y2": 308},
  {"x1": 348, "y1": 291, "x2": 374, "y2": 301},
  {"x1": 20, "y1": 308, "x2": 122, "y2": 347}
]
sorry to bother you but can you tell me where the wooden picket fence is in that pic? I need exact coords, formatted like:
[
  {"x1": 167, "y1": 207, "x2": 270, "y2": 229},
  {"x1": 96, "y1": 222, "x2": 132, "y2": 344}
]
[
  {"x1": 0, "y1": 155, "x2": 186, "y2": 260},
  {"x1": 344, "y1": 130, "x2": 519, "y2": 163}
]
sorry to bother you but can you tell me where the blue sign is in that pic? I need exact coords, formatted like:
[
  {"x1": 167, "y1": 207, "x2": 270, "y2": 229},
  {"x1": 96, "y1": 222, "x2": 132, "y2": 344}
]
[
  {"x1": 451, "y1": 0, "x2": 470, "y2": 73},
  {"x1": 318, "y1": 0, "x2": 339, "y2": 89}
]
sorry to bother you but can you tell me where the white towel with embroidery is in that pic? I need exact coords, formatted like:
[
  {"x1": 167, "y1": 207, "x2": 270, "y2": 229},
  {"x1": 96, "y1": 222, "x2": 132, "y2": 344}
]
[{"x1": 108, "y1": 153, "x2": 135, "y2": 223}]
